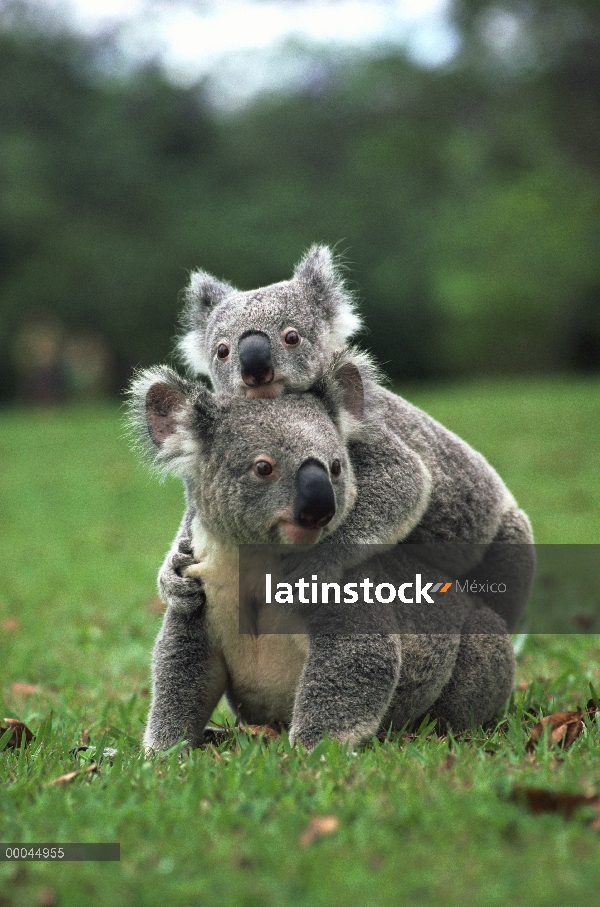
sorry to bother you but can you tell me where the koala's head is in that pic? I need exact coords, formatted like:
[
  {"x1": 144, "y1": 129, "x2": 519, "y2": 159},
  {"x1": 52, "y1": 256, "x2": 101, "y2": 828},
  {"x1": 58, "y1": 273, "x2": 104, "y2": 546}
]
[
  {"x1": 129, "y1": 355, "x2": 363, "y2": 546},
  {"x1": 177, "y1": 245, "x2": 362, "y2": 398}
]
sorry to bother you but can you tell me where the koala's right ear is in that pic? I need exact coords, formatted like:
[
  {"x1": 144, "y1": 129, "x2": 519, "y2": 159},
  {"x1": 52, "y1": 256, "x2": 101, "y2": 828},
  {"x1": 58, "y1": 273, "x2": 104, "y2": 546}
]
[
  {"x1": 293, "y1": 245, "x2": 362, "y2": 345},
  {"x1": 185, "y1": 270, "x2": 233, "y2": 321},
  {"x1": 178, "y1": 270, "x2": 234, "y2": 375},
  {"x1": 127, "y1": 366, "x2": 216, "y2": 477}
]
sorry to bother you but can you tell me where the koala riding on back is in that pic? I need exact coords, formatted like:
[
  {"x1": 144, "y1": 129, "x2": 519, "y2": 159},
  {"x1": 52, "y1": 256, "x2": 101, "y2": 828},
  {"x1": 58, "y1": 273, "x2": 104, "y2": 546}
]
[{"x1": 160, "y1": 246, "x2": 534, "y2": 633}]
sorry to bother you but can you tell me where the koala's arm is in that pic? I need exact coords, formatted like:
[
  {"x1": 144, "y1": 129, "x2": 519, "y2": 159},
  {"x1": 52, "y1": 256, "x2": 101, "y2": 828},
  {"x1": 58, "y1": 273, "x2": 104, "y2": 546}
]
[
  {"x1": 290, "y1": 633, "x2": 401, "y2": 750},
  {"x1": 339, "y1": 429, "x2": 431, "y2": 543},
  {"x1": 158, "y1": 502, "x2": 207, "y2": 614},
  {"x1": 143, "y1": 606, "x2": 227, "y2": 751},
  {"x1": 284, "y1": 429, "x2": 431, "y2": 582}
]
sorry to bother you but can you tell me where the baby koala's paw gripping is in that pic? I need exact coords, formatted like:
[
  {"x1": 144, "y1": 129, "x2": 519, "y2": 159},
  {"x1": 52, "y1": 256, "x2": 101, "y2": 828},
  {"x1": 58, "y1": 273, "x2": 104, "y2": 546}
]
[{"x1": 158, "y1": 539, "x2": 206, "y2": 614}]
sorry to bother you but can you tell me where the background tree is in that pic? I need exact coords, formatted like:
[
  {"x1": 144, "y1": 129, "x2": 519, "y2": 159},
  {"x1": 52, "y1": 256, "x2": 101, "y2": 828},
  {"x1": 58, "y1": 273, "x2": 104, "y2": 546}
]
[{"x1": 0, "y1": 0, "x2": 598, "y2": 399}]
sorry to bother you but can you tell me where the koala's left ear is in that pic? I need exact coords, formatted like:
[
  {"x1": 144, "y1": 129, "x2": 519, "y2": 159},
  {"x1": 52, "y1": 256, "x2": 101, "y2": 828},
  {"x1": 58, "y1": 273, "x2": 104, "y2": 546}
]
[
  {"x1": 145, "y1": 380, "x2": 188, "y2": 448},
  {"x1": 178, "y1": 269, "x2": 235, "y2": 376},
  {"x1": 311, "y1": 351, "x2": 365, "y2": 438},
  {"x1": 292, "y1": 245, "x2": 362, "y2": 345},
  {"x1": 332, "y1": 359, "x2": 364, "y2": 420},
  {"x1": 128, "y1": 366, "x2": 215, "y2": 476}
]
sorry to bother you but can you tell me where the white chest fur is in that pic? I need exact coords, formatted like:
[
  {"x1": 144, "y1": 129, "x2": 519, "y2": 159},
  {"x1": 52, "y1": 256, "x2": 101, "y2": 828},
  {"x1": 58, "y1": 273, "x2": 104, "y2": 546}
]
[{"x1": 186, "y1": 520, "x2": 308, "y2": 724}]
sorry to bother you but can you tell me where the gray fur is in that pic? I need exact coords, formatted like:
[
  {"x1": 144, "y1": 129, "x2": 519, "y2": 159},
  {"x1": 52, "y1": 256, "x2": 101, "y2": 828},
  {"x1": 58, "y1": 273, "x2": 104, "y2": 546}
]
[
  {"x1": 178, "y1": 246, "x2": 362, "y2": 391},
  {"x1": 157, "y1": 499, "x2": 206, "y2": 614},
  {"x1": 171, "y1": 246, "x2": 534, "y2": 623},
  {"x1": 129, "y1": 367, "x2": 519, "y2": 751}
]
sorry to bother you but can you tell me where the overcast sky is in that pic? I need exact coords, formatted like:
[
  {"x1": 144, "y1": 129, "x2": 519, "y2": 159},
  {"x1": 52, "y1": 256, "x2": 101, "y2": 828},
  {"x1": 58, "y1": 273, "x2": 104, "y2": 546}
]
[{"x1": 27, "y1": 1, "x2": 458, "y2": 104}]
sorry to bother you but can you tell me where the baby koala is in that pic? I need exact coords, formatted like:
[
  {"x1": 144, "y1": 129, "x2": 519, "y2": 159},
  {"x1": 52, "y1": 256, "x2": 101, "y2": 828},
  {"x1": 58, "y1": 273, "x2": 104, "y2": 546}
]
[
  {"x1": 130, "y1": 361, "x2": 516, "y2": 751},
  {"x1": 160, "y1": 246, "x2": 534, "y2": 633}
]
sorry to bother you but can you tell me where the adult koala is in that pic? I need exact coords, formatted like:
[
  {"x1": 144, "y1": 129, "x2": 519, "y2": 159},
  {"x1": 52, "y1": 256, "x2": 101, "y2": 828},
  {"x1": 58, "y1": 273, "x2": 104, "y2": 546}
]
[
  {"x1": 161, "y1": 246, "x2": 534, "y2": 632},
  {"x1": 129, "y1": 362, "x2": 516, "y2": 751}
]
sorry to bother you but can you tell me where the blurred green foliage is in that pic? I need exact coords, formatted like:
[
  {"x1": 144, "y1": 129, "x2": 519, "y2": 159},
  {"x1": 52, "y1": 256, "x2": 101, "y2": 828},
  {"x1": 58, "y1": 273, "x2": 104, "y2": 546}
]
[{"x1": 0, "y1": 0, "x2": 599, "y2": 398}]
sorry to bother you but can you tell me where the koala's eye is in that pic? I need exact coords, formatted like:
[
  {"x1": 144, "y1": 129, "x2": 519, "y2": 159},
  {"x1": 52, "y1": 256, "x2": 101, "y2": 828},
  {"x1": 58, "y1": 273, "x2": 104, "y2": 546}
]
[
  {"x1": 217, "y1": 343, "x2": 230, "y2": 360},
  {"x1": 253, "y1": 459, "x2": 274, "y2": 477},
  {"x1": 331, "y1": 459, "x2": 341, "y2": 477},
  {"x1": 283, "y1": 329, "x2": 300, "y2": 347}
]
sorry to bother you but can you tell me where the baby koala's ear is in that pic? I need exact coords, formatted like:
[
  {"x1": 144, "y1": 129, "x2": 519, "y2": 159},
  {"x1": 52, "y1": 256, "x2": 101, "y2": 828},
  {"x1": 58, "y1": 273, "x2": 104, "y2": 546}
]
[
  {"x1": 310, "y1": 350, "x2": 366, "y2": 440},
  {"x1": 292, "y1": 245, "x2": 362, "y2": 345},
  {"x1": 127, "y1": 366, "x2": 216, "y2": 476},
  {"x1": 186, "y1": 270, "x2": 233, "y2": 316},
  {"x1": 178, "y1": 269, "x2": 235, "y2": 375}
]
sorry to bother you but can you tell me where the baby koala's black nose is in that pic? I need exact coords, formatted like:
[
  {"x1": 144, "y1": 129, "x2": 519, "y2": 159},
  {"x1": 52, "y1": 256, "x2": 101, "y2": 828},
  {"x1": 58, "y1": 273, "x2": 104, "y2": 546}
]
[
  {"x1": 238, "y1": 332, "x2": 274, "y2": 387},
  {"x1": 294, "y1": 460, "x2": 336, "y2": 529}
]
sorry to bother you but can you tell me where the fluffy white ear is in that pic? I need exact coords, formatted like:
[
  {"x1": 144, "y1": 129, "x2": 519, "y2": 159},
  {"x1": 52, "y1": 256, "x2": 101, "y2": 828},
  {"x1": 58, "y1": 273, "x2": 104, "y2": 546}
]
[
  {"x1": 293, "y1": 245, "x2": 363, "y2": 345},
  {"x1": 178, "y1": 270, "x2": 234, "y2": 375},
  {"x1": 127, "y1": 366, "x2": 214, "y2": 477}
]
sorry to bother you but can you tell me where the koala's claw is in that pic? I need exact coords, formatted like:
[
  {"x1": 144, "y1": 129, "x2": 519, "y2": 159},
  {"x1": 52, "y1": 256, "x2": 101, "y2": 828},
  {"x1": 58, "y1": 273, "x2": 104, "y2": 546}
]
[{"x1": 170, "y1": 548, "x2": 198, "y2": 578}]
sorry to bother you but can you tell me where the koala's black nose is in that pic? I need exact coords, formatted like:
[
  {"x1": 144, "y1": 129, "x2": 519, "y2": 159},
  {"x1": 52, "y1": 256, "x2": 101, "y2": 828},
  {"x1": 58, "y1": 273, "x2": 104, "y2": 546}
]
[
  {"x1": 294, "y1": 460, "x2": 336, "y2": 529},
  {"x1": 238, "y1": 332, "x2": 274, "y2": 387}
]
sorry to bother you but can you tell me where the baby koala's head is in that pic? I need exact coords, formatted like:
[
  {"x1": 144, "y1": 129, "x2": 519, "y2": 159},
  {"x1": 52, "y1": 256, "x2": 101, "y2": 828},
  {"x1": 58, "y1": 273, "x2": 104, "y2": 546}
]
[
  {"x1": 129, "y1": 354, "x2": 363, "y2": 546},
  {"x1": 177, "y1": 246, "x2": 362, "y2": 398}
]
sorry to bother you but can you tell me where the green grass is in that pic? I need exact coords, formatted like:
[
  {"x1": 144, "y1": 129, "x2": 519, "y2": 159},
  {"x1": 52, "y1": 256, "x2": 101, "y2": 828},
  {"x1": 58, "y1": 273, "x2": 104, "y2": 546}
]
[{"x1": 1, "y1": 376, "x2": 599, "y2": 907}]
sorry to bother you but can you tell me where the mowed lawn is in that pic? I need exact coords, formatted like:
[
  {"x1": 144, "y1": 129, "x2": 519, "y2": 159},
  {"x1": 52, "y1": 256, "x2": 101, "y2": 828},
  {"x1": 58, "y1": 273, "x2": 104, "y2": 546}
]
[{"x1": 0, "y1": 376, "x2": 599, "y2": 907}]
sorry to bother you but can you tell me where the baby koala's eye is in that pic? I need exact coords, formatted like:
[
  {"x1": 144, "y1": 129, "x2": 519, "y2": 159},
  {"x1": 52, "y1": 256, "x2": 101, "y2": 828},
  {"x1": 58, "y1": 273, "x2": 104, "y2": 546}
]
[
  {"x1": 283, "y1": 329, "x2": 300, "y2": 347},
  {"x1": 217, "y1": 342, "x2": 230, "y2": 360},
  {"x1": 331, "y1": 459, "x2": 341, "y2": 477},
  {"x1": 253, "y1": 459, "x2": 274, "y2": 477}
]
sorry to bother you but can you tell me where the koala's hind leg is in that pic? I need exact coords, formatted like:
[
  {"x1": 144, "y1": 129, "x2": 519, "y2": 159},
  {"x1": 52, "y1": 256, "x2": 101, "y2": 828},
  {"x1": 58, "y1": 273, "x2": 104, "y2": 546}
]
[
  {"x1": 461, "y1": 508, "x2": 535, "y2": 632},
  {"x1": 289, "y1": 634, "x2": 402, "y2": 750},
  {"x1": 144, "y1": 606, "x2": 226, "y2": 751},
  {"x1": 428, "y1": 608, "x2": 515, "y2": 731},
  {"x1": 383, "y1": 632, "x2": 462, "y2": 731}
]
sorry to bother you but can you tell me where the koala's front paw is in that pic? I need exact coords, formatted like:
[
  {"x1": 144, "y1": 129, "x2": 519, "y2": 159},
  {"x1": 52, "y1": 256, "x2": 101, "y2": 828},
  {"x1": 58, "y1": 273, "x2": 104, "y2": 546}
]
[
  {"x1": 289, "y1": 723, "x2": 364, "y2": 752},
  {"x1": 158, "y1": 542, "x2": 206, "y2": 613},
  {"x1": 288, "y1": 728, "x2": 319, "y2": 752}
]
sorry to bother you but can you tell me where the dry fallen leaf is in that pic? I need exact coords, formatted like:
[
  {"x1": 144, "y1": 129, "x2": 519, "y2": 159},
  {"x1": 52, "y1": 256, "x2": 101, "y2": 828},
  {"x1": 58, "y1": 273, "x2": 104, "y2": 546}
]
[
  {"x1": 440, "y1": 752, "x2": 456, "y2": 772},
  {"x1": 239, "y1": 724, "x2": 281, "y2": 741},
  {"x1": 146, "y1": 596, "x2": 166, "y2": 615},
  {"x1": 512, "y1": 785, "x2": 600, "y2": 821},
  {"x1": 299, "y1": 815, "x2": 340, "y2": 847},
  {"x1": 1, "y1": 718, "x2": 34, "y2": 748},
  {"x1": 51, "y1": 763, "x2": 98, "y2": 785},
  {"x1": 207, "y1": 744, "x2": 222, "y2": 764},
  {"x1": 37, "y1": 888, "x2": 58, "y2": 907},
  {"x1": 525, "y1": 700, "x2": 597, "y2": 754},
  {"x1": 1, "y1": 617, "x2": 20, "y2": 634},
  {"x1": 10, "y1": 682, "x2": 39, "y2": 698}
]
